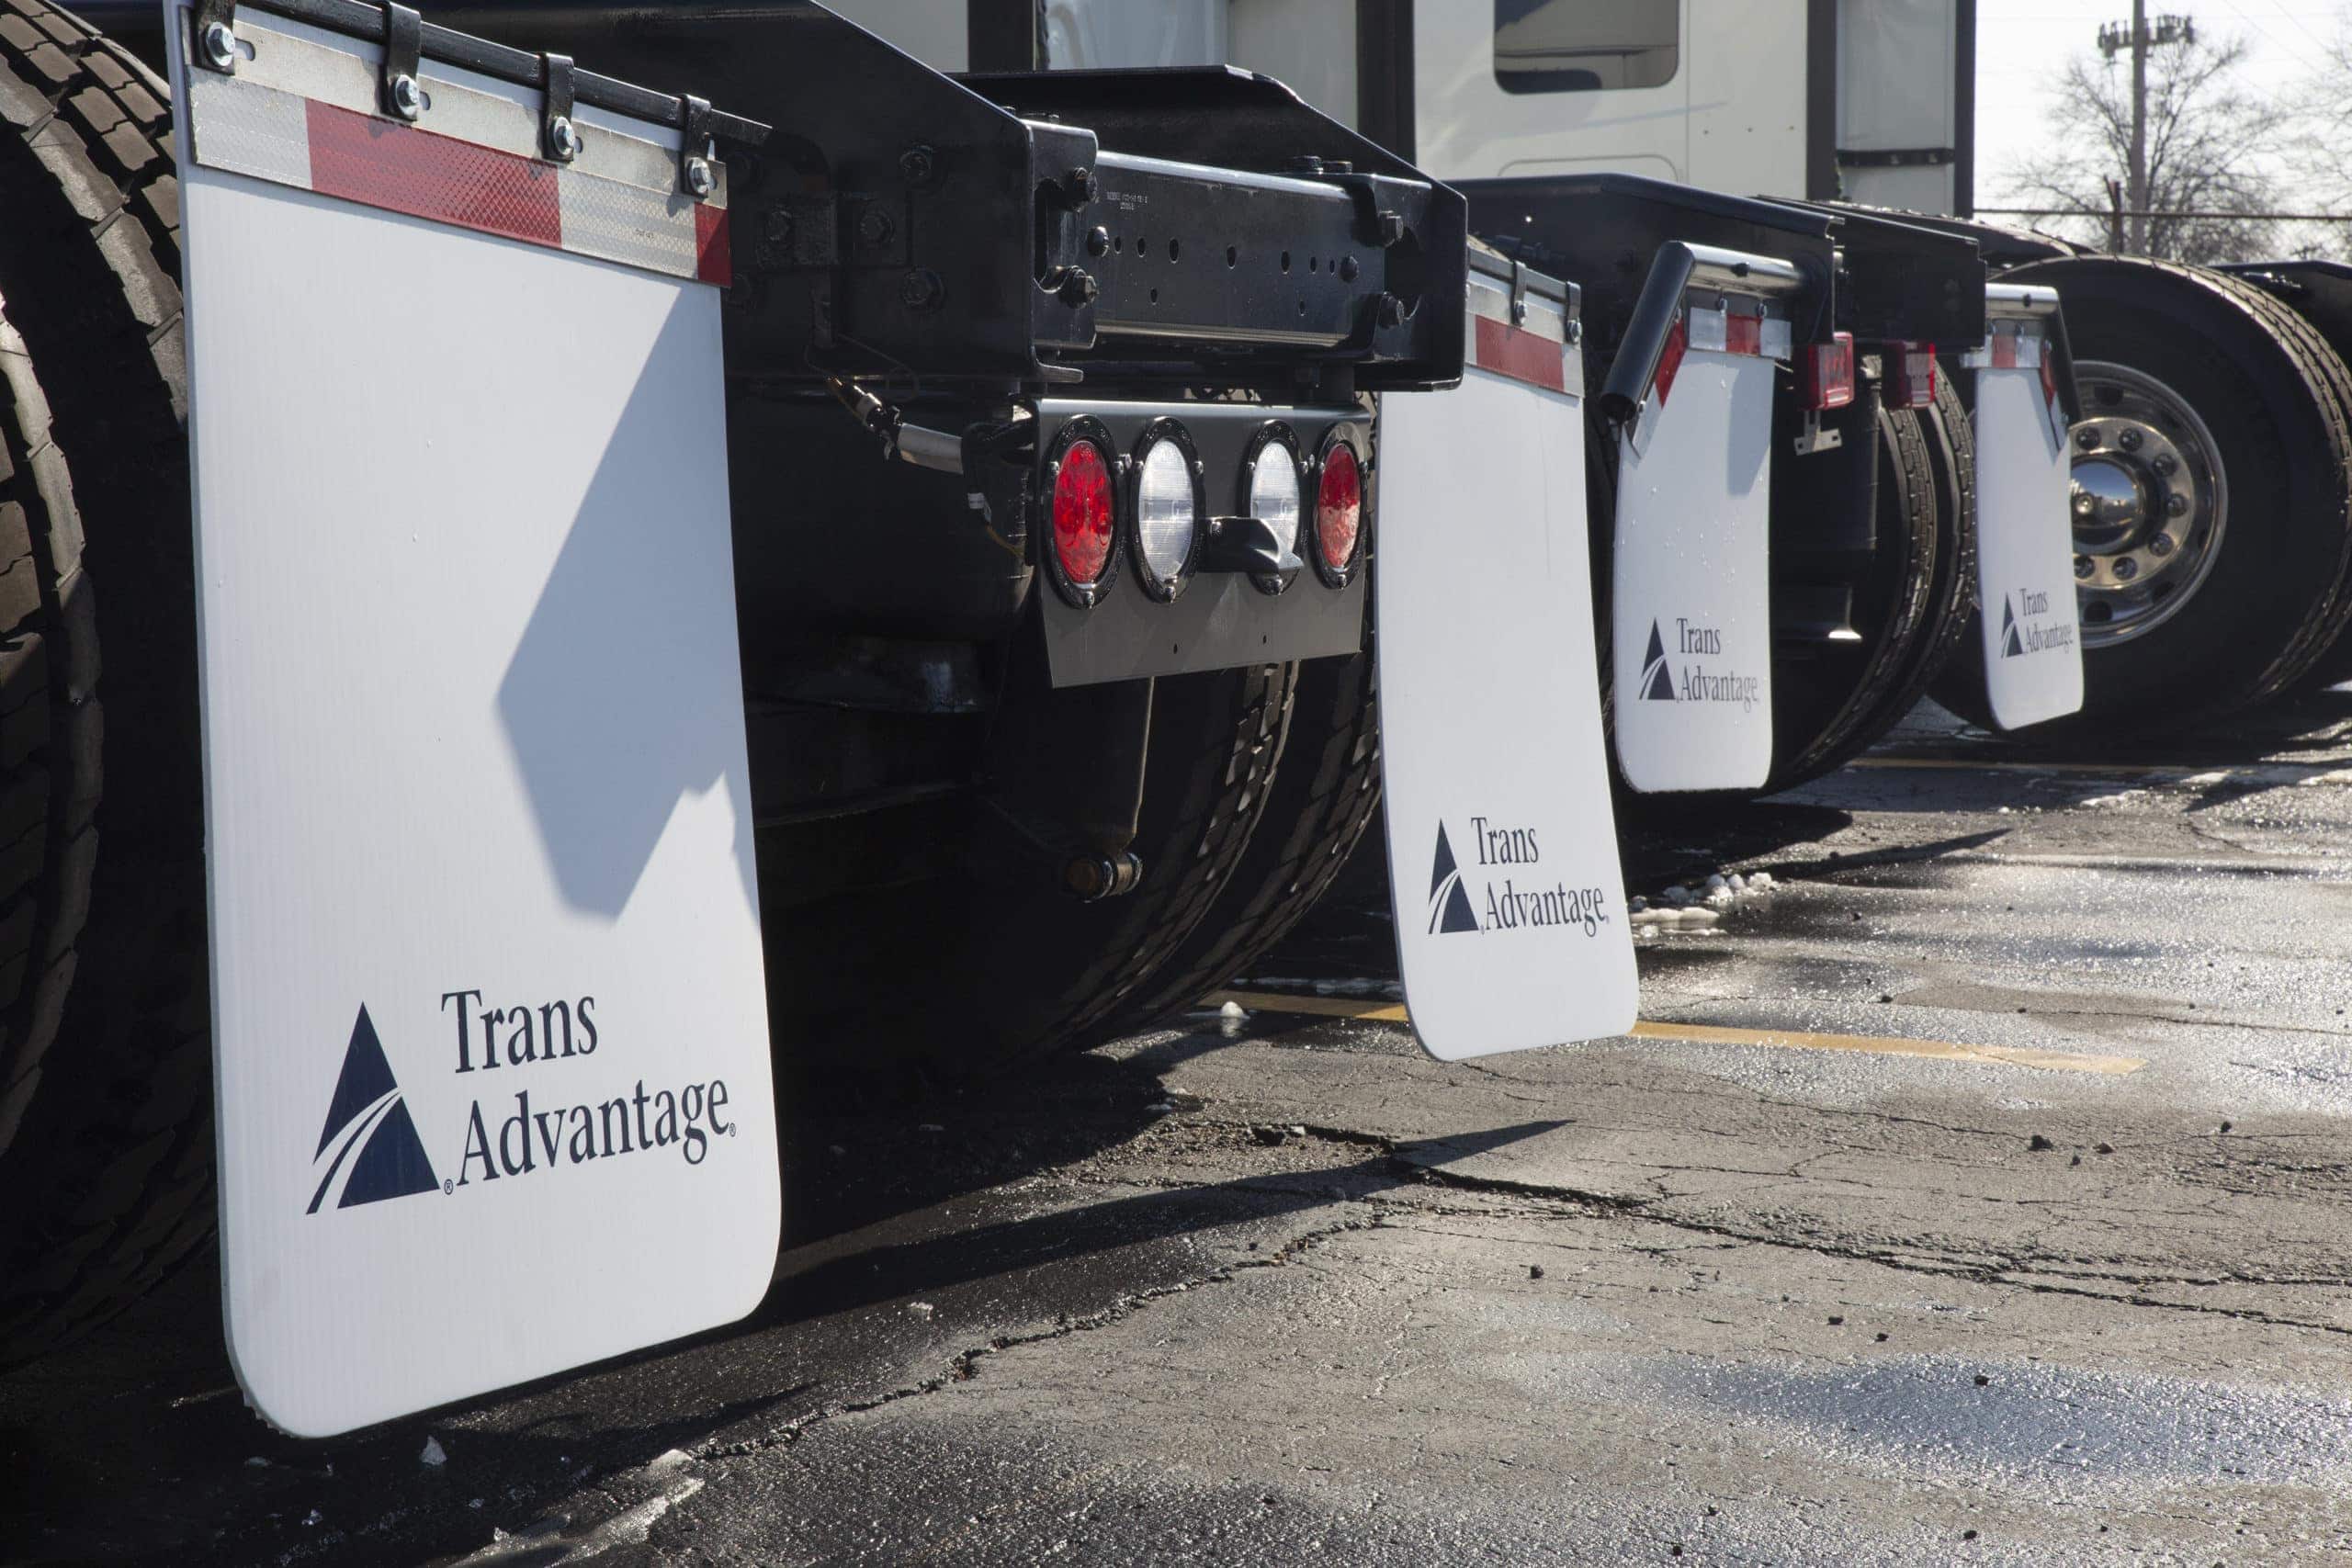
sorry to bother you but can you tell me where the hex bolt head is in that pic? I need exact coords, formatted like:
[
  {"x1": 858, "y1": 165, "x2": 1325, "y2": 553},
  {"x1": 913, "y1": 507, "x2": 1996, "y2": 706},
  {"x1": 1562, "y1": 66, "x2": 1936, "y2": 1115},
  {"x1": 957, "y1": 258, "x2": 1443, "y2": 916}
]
[
  {"x1": 2152, "y1": 452, "x2": 2177, "y2": 477},
  {"x1": 1085, "y1": 225, "x2": 1112, "y2": 258},
  {"x1": 1374, "y1": 211, "x2": 1406, "y2": 247},
  {"x1": 2075, "y1": 425, "x2": 2101, "y2": 450},
  {"x1": 2074, "y1": 555, "x2": 2094, "y2": 579},
  {"x1": 547, "y1": 116, "x2": 580, "y2": 162},
  {"x1": 2117, "y1": 426, "x2": 2143, "y2": 452},
  {"x1": 1340, "y1": 255, "x2": 1361, "y2": 282},
  {"x1": 200, "y1": 20, "x2": 236, "y2": 69},
  {"x1": 1376, "y1": 292, "x2": 1406, "y2": 329},
  {"x1": 389, "y1": 73, "x2": 423, "y2": 119},
  {"x1": 899, "y1": 268, "x2": 944, "y2": 311},
  {"x1": 1061, "y1": 165, "x2": 1100, "y2": 208},
  {"x1": 2166, "y1": 491, "x2": 2189, "y2": 516},
  {"x1": 2149, "y1": 534, "x2": 2176, "y2": 557},
  {"x1": 1057, "y1": 268, "x2": 1099, "y2": 308},
  {"x1": 898, "y1": 144, "x2": 936, "y2": 186},
  {"x1": 684, "y1": 157, "x2": 718, "y2": 198},
  {"x1": 2113, "y1": 556, "x2": 2140, "y2": 581},
  {"x1": 857, "y1": 206, "x2": 896, "y2": 247}
]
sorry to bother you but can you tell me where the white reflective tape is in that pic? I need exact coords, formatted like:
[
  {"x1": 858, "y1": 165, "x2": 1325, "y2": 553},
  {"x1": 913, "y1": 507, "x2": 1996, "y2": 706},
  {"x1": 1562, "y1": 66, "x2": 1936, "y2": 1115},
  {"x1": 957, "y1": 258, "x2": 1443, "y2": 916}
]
[
  {"x1": 1758, "y1": 315, "x2": 1792, "y2": 361},
  {"x1": 1687, "y1": 306, "x2": 1729, "y2": 354}
]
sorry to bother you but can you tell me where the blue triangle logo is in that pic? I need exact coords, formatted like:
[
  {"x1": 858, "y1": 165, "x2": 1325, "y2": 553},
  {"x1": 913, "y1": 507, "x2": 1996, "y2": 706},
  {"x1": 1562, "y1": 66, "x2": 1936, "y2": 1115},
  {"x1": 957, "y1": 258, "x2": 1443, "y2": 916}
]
[
  {"x1": 2001, "y1": 596, "x2": 2025, "y2": 658},
  {"x1": 1641, "y1": 621, "x2": 1677, "y2": 700},
  {"x1": 308, "y1": 1006, "x2": 439, "y2": 1214},
  {"x1": 1427, "y1": 825, "x2": 1482, "y2": 935}
]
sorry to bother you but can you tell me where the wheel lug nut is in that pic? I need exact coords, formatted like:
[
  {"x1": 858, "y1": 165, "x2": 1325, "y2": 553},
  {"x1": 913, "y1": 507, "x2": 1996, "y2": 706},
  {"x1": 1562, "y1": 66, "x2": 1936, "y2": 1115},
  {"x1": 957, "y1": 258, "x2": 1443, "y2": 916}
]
[
  {"x1": 2113, "y1": 557, "x2": 2139, "y2": 581},
  {"x1": 2075, "y1": 426, "x2": 2100, "y2": 450},
  {"x1": 2150, "y1": 535, "x2": 2175, "y2": 557},
  {"x1": 2074, "y1": 555, "x2": 2094, "y2": 580},
  {"x1": 2166, "y1": 492, "x2": 2188, "y2": 516},
  {"x1": 2153, "y1": 453, "x2": 2177, "y2": 477},
  {"x1": 2118, "y1": 427, "x2": 2143, "y2": 452}
]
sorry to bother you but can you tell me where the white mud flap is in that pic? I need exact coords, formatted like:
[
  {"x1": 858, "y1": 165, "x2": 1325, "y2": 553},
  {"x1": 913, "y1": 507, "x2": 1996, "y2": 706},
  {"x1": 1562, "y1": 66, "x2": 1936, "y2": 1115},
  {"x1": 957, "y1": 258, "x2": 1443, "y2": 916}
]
[
  {"x1": 1375, "y1": 255, "x2": 1636, "y2": 1061},
  {"x1": 1965, "y1": 288, "x2": 2085, "y2": 729},
  {"x1": 1610, "y1": 270, "x2": 1798, "y2": 794},
  {"x1": 170, "y1": 1, "x2": 777, "y2": 1436}
]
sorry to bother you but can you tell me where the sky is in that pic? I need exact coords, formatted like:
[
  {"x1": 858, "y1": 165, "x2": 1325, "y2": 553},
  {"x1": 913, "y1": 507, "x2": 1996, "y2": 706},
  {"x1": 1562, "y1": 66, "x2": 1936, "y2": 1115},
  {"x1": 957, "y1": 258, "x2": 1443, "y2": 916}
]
[{"x1": 1973, "y1": 0, "x2": 2339, "y2": 209}]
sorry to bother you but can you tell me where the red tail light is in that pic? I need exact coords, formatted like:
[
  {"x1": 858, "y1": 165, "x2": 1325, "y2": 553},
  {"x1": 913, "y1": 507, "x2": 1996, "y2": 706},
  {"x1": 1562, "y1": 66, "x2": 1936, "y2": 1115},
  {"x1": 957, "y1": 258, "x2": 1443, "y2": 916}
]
[
  {"x1": 1051, "y1": 437, "x2": 1114, "y2": 590},
  {"x1": 1315, "y1": 441, "x2": 1363, "y2": 581},
  {"x1": 1800, "y1": 332, "x2": 1855, "y2": 412},
  {"x1": 1884, "y1": 341, "x2": 1938, "y2": 409}
]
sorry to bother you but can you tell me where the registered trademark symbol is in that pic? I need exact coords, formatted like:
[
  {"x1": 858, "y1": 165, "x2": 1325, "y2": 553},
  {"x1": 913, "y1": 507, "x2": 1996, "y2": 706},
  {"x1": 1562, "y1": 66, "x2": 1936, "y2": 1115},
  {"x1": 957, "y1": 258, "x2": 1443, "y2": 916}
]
[{"x1": 443, "y1": 1179, "x2": 455, "y2": 1194}]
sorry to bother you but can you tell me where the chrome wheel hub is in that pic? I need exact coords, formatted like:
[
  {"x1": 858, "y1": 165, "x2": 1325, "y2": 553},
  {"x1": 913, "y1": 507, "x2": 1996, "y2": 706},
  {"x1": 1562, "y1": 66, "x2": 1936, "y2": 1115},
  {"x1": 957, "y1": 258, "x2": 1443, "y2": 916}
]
[{"x1": 2065, "y1": 360, "x2": 2228, "y2": 649}]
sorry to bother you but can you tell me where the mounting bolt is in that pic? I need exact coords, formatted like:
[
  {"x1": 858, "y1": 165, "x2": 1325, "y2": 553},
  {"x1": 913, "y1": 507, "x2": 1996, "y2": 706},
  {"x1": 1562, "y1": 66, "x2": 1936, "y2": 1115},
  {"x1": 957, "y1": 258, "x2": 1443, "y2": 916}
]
[
  {"x1": 857, "y1": 206, "x2": 896, "y2": 247},
  {"x1": 389, "y1": 73, "x2": 423, "y2": 120},
  {"x1": 199, "y1": 19, "x2": 236, "y2": 70},
  {"x1": 1064, "y1": 854, "x2": 1118, "y2": 900},
  {"x1": 1339, "y1": 255, "x2": 1360, "y2": 282},
  {"x1": 2152, "y1": 453, "x2": 2177, "y2": 477},
  {"x1": 2166, "y1": 491, "x2": 2189, "y2": 516},
  {"x1": 2117, "y1": 426, "x2": 2143, "y2": 452},
  {"x1": 1374, "y1": 210, "x2": 1406, "y2": 247},
  {"x1": 1057, "y1": 268, "x2": 1098, "y2": 308},
  {"x1": 2074, "y1": 555, "x2": 2094, "y2": 579},
  {"x1": 1286, "y1": 155, "x2": 1326, "y2": 176},
  {"x1": 1085, "y1": 225, "x2": 1112, "y2": 258},
  {"x1": 1060, "y1": 165, "x2": 1100, "y2": 208},
  {"x1": 2113, "y1": 556, "x2": 2140, "y2": 581},
  {"x1": 1375, "y1": 292, "x2": 1407, "y2": 330},
  {"x1": 2150, "y1": 534, "x2": 2176, "y2": 557},
  {"x1": 899, "y1": 144, "x2": 937, "y2": 186},
  {"x1": 2075, "y1": 425, "x2": 2100, "y2": 450},
  {"x1": 547, "y1": 116, "x2": 580, "y2": 163},
  {"x1": 684, "y1": 156, "x2": 718, "y2": 198},
  {"x1": 899, "y1": 268, "x2": 944, "y2": 312}
]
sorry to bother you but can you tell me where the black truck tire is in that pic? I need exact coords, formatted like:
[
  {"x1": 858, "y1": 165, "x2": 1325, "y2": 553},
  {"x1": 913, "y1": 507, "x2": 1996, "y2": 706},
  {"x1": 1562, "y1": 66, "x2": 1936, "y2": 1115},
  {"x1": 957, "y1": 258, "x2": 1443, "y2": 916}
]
[
  {"x1": 0, "y1": 0, "x2": 211, "y2": 1369},
  {"x1": 1104, "y1": 642, "x2": 1379, "y2": 1030},
  {"x1": 775, "y1": 660, "x2": 1296, "y2": 1071},
  {"x1": 1763, "y1": 401, "x2": 1942, "y2": 788},
  {"x1": 1798, "y1": 370, "x2": 1979, "y2": 778},
  {"x1": 1939, "y1": 258, "x2": 2352, "y2": 731}
]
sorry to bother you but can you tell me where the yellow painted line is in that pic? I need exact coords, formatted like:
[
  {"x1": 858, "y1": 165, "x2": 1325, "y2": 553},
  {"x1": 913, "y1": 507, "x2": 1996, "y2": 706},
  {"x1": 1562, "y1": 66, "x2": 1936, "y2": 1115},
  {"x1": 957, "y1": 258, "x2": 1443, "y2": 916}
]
[
  {"x1": 1850, "y1": 756, "x2": 2188, "y2": 775},
  {"x1": 1205, "y1": 990, "x2": 2145, "y2": 1076}
]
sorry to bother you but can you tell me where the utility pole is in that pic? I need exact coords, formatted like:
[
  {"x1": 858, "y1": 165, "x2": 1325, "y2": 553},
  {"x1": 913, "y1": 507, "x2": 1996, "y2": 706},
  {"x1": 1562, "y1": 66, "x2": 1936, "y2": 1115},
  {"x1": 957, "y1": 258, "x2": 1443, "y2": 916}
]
[{"x1": 2098, "y1": 6, "x2": 2197, "y2": 254}]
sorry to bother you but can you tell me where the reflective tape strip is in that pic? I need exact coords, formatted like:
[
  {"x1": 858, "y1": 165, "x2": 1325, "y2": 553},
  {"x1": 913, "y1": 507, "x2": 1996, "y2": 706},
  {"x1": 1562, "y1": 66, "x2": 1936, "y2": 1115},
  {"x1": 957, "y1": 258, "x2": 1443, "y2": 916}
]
[
  {"x1": 187, "y1": 61, "x2": 729, "y2": 285},
  {"x1": 1472, "y1": 313, "x2": 1568, "y2": 393},
  {"x1": 1963, "y1": 324, "x2": 2045, "y2": 370},
  {"x1": 1685, "y1": 304, "x2": 1792, "y2": 362}
]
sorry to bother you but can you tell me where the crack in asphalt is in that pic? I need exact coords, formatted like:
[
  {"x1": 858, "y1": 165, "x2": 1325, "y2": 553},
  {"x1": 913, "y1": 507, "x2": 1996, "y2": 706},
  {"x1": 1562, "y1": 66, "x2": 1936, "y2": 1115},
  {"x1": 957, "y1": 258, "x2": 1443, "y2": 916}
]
[{"x1": 699, "y1": 1209, "x2": 1378, "y2": 1464}]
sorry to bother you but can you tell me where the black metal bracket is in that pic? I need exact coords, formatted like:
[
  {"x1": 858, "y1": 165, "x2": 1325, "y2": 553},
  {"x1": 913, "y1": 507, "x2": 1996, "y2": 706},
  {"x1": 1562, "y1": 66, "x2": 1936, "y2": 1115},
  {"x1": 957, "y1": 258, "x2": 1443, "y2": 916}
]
[
  {"x1": 379, "y1": 2, "x2": 421, "y2": 120},
  {"x1": 538, "y1": 51, "x2": 575, "y2": 161},
  {"x1": 680, "y1": 93, "x2": 715, "y2": 199},
  {"x1": 1198, "y1": 516, "x2": 1302, "y2": 581}
]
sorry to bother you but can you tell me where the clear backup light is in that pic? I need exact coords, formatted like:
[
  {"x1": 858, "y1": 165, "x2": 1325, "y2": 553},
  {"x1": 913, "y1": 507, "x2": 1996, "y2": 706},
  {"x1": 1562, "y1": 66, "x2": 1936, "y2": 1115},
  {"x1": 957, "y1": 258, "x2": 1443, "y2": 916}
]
[
  {"x1": 1314, "y1": 435, "x2": 1364, "y2": 587},
  {"x1": 1131, "y1": 423, "x2": 1203, "y2": 600},
  {"x1": 1249, "y1": 442, "x2": 1303, "y2": 561}
]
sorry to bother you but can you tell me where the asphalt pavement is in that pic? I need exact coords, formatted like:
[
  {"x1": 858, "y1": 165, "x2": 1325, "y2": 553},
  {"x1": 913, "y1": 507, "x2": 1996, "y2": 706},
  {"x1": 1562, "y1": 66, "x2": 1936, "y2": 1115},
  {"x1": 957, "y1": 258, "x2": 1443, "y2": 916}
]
[{"x1": 7, "y1": 694, "x2": 2352, "y2": 1566}]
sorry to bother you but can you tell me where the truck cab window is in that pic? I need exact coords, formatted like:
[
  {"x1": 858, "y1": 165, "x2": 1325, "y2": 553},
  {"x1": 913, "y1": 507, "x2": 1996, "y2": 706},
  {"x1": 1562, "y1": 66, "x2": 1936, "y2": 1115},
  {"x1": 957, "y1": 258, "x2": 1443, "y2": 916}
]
[{"x1": 1493, "y1": 0, "x2": 1679, "y2": 93}]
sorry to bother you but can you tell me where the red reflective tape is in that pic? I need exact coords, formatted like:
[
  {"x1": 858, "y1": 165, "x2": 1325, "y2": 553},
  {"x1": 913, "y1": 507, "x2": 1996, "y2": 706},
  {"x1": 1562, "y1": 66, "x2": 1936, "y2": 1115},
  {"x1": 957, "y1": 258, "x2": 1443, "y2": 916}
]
[
  {"x1": 1725, "y1": 313, "x2": 1762, "y2": 356},
  {"x1": 1472, "y1": 313, "x2": 1566, "y2": 392},
  {"x1": 1991, "y1": 333, "x2": 2018, "y2": 370},
  {"x1": 305, "y1": 98, "x2": 561, "y2": 250},
  {"x1": 694, "y1": 200, "x2": 731, "y2": 288},
  {"x1": 1653, "y1": 317, "x2": 1687, "y2": 408}
]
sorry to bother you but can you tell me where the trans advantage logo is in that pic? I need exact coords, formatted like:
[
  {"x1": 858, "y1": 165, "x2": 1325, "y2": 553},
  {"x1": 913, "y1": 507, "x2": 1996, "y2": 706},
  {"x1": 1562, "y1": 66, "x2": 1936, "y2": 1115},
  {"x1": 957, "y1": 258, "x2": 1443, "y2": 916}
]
[
  {"x1": 1637, "y1": 618, "x2": 1758, "y2": 711},
  {"x1": 1427, "y1": 819, "x2": 1611, "y2": 938},
  {"x1": 308, "y1": 1007, "x2": 439, "y2": 1214},
  {"x1": 306, "y1": 992, "x2": 740, "y2": 1217},
  {"x1": 2000, "y1": 590, "x2": 2075, "y2": 658}
]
